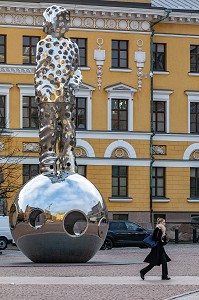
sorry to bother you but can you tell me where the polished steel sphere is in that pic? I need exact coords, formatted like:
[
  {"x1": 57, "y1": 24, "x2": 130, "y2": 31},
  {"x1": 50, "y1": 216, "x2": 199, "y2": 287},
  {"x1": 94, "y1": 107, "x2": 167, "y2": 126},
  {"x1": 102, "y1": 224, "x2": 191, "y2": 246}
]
[{"x1": 9, "y1": 173, "x2": 108, "y2": 263}]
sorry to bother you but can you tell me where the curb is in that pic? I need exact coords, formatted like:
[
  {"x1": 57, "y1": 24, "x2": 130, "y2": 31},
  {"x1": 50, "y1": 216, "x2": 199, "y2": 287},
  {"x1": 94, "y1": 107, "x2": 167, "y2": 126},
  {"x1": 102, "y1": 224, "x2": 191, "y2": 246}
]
[{"x1": 165, "y1": 289, "x2": 199, "y2": 300}]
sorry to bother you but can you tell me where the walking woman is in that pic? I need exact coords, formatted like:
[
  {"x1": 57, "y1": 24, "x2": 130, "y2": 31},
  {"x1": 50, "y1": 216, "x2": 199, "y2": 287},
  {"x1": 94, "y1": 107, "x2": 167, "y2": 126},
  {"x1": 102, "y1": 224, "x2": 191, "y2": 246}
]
[{"x1": 140, "y1": 218, "x2": 171, "y2": 280}]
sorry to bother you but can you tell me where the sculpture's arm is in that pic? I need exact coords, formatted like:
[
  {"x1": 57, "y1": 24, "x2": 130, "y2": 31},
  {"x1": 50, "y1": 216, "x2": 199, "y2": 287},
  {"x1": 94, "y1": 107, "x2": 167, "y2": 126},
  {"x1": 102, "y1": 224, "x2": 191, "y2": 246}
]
[
  {"x1": 34, "y1": 40, "x2": 48, "y2": 102},
  {"x1": 68, "y1": 42, "x2": 82, "y2": 91}
]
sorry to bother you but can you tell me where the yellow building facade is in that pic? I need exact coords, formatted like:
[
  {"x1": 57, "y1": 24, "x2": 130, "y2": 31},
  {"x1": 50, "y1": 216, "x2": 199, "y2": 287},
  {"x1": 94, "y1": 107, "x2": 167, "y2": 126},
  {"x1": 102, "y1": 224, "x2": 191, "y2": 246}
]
[{"x1": 0, "y1": 0, "x2": 199, "y2": 226}]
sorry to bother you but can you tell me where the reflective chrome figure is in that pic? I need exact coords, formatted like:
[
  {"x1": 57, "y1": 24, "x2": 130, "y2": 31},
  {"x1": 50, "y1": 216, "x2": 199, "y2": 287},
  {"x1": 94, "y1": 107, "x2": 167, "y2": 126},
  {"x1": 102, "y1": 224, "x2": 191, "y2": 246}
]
[
  {"x1": 35, "y1": 5, "x2": 82, "y2": 175},
  {"x1": 10, "y1": 5, "x2": 108, "y2": 263}
]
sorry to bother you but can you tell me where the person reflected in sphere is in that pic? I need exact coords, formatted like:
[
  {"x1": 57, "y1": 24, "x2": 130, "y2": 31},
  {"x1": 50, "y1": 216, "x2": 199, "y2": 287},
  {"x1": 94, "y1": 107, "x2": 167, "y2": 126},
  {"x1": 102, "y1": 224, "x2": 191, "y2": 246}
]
[{"x1": 35, "y1": 5, "x2": 82, "y2": 176}]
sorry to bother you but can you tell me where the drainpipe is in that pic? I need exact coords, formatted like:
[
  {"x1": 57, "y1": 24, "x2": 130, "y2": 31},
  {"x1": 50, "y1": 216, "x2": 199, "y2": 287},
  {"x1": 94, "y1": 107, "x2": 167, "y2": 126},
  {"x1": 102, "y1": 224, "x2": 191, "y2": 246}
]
[{"x1": 150, "y1": 9, "x2": 172, "y2": 225}]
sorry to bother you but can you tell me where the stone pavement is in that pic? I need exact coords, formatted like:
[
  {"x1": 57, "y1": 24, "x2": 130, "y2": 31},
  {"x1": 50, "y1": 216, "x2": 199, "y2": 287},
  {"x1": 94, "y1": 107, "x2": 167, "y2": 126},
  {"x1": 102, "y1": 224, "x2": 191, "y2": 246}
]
[{"x1": 0, "y1": 244, "x2": 199, "y2": 300}]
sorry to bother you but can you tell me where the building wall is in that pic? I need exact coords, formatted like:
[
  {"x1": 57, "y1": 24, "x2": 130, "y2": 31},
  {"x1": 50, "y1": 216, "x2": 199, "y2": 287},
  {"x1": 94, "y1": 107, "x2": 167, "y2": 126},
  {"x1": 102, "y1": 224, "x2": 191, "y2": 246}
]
[{"x1": 0, "y1": 1, "x2": 199, "y2": 225}]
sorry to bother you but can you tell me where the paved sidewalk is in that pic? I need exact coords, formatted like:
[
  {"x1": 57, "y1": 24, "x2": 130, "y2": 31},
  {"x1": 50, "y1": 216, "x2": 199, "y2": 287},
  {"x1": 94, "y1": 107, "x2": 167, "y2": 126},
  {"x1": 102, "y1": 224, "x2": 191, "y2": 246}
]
[
  {"x1": 0, "y1": 276, "x2": 199, "y2": 285},
  {"x1": 0, "y1": 245, "x2": 199, "y2": 300}
]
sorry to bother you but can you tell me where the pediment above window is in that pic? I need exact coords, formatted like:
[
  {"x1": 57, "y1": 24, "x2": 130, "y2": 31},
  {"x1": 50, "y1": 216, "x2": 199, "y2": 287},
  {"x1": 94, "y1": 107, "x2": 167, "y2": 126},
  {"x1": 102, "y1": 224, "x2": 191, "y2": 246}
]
[
  {"x1": 105, "y1": 82, "x2": 137, "y2": 93},
  {"x1": 79, "y1": 82, "x2": 95, "y2": 91}
]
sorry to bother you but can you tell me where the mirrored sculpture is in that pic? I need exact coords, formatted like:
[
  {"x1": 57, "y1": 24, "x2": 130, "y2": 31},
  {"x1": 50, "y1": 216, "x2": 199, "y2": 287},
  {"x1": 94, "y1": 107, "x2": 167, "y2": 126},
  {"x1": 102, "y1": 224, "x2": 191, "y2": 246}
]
[{"x1": 10, "y1": 5, "x2": 108, "y2": 263}]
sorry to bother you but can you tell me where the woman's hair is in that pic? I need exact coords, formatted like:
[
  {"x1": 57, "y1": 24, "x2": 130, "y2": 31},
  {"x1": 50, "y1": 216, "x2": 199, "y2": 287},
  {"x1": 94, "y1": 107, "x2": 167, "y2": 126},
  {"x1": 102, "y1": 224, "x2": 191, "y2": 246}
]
[{"x1": 157, "y1": 217, "x2": 165, "y2": 224}]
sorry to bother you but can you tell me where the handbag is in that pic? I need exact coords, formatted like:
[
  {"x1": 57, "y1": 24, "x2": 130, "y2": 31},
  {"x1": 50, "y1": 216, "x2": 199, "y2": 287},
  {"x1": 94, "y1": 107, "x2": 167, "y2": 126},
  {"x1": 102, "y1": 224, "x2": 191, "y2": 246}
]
[{"x1": 143, "y1": 234, "x2": 158, "y2": 248}]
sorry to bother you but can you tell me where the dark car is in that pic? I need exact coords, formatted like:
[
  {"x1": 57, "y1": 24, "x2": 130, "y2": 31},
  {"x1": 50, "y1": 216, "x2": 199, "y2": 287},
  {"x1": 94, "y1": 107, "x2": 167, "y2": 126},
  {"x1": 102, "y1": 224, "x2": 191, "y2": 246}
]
[{"x1": 101, "y1": 220, "x2": 152, "y2": 249}]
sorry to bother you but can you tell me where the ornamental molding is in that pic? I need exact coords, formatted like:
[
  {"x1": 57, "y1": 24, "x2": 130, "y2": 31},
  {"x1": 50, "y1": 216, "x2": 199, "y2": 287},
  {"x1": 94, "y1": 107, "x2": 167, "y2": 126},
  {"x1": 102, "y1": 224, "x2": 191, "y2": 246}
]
[
  {"x1": 0, "y1": 142, "x2": 5, "y2": 152},
  {"x1": 152, "y1": 145, "x2": 166, "y2": 155},
  {"x1": 0, "y1": 3, "x2": 198, "y2": 28},
  {"x1": 23, "y1": 142, "x2": 39, "y2": 152},
  {"x1": 0, "y1": 64, "x2": 35, "y2": 74}
]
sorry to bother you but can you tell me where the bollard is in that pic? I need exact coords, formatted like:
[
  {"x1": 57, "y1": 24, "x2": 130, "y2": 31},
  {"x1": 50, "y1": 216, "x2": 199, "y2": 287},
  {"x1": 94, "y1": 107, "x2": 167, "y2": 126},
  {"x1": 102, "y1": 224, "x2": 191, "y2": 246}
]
[
  {"x1": 175, "y1": 229, "x2": 179, "y2": 244},
  {"x1": 193, "y1": 228, "x2": 197, "y2": 243}
]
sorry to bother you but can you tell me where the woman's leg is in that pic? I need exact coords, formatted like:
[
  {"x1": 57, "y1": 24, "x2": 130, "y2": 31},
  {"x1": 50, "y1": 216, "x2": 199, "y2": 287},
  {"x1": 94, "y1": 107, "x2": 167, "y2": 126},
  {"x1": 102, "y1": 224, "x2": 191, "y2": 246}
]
[
  {"x1": 140, "y1": 263, "x2": 154, "y2": 276},
  {"x1": 161, "y1": 251, "x2": 168, "y2": 279}
]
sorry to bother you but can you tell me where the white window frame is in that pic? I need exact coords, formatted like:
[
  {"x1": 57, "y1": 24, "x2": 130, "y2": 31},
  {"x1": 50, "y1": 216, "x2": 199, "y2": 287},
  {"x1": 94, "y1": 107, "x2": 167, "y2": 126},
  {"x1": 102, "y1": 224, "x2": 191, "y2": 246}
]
[
  {"x1": 153, "y1": 90, "x2": 173, "y2": 133},
  {"x1": 75, "y1": 83, "x2": 95, "y2": 130},
  {"x1": 185, "y1": 91, "x2": 199, "y2": 134},
  {"x1": 105, "y1": 83, "x2": 137, "y2": 131},
  {"x1": 0, "y1": 83, "x2": 13, "y2": 128},
  {"x1": 17, "y1": 84, "x2": 35, "y2": 129}
]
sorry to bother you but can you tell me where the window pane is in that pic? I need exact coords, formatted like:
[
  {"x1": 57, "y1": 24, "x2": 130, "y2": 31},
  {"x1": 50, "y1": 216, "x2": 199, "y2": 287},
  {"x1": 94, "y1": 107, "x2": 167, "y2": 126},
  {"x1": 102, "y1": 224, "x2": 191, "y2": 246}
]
[
  {"x1": 23, "y1": 97, "x2": 29, "y2": 106},
  {"x1": 23, "y1": 37, "x2": 30, "y2": 45},
  {"x1": 23, "y1": 118, "x2": 29, "y2": 127},
  {"x1": 112, "y1": 187, "x2": 118, "y2": 196},
  {"x1": 23, "y1": 108, "x2": 29, "y2": 117},
  {"x1": 120, "y1": 187, "x2": 127, "y2": 196},
  {"x1": 120, "y1": 111, "x2": 127, "y2": 121},
  {"x1": 157, "y1": 44, "x2": 164, "y2": 52},
  {"x1": 112, "y1": 50, "x2": 118, "y2": 59},
  {"x1": 112, "y1": 166, "x2": 118, "y2": 176},
  {"x1": 112, "y1": 41, "x2": 118, "y2": 49},
  {"x1": 119, "y1": 177, "x2": 126, "y2": 186},
  {"x1": 77, "y1": 98, "x2": 85, "y2": 108},
  {"x1": 157, "y1": 178, "x2": 164, "y2": 187},
  {"x1": 157, "y1": 188, "x2": 164, "y2": 197},
  {"x1": 120, "y1": 41, "x2": 127, "y2": 49},
  {"x1": 78, "y1": 39, "x2": 86, "y2": 48},
  {"x1": 112, "y1": 177, "x2": 118, "y2": 187},
  {"x1": 157, "y1": 168, "x2": 164, "y2": 176},
  {"x1": 119, "y1": 167, "x2": 127, "y2": 176},
  {"x1": 120, "y1": 59, "x2": 127, "y2": 68},
  {"x1": 191, "y1": 168, "x2": 196, "y2": 177},
  {"x1": 157, "y1": 123, "x2": 165, "y2": 132},
  {"x1": 120, "y1": 51, "x2": 127, "y2": 59},
  {"x1": 77, "y1": 165, "x2": 86, "y2": 177}
]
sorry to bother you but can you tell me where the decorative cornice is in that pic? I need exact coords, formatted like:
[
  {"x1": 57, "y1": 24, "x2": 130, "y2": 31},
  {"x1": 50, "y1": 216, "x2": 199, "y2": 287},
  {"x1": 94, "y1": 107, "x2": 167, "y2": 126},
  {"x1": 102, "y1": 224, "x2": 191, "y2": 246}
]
[
  {"x1": 0, "y1": 64, "x2": 35, "y2": 74},
  {"x1": 0, "y1": 3, "x2": 198, "y2": 28}
]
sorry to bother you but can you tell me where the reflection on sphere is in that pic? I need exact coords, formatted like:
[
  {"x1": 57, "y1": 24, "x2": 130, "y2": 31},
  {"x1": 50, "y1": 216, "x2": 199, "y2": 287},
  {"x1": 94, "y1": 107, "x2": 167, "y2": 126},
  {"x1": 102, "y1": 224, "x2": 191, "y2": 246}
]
[{"x1": 10, "y1": 173, "x2": 108, "y2": 263}]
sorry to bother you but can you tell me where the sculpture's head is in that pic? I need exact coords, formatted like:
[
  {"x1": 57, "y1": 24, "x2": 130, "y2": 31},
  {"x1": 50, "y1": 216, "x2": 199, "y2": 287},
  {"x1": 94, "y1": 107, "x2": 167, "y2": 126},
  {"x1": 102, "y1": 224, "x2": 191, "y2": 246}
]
[{"x1": 43, "y1": 5, "x2": 70, "y2": 36}]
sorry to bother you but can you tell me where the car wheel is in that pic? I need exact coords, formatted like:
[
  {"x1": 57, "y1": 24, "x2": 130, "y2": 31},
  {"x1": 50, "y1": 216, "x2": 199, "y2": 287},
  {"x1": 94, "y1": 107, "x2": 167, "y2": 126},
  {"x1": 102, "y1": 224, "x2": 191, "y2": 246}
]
[
  {"x1": 0, "y1": 238, "x2": 7, "y2": 250},
  {"x1": 100, "y1": 243, "x2": 106, "y2": 250},
  {"x1": 104, "y1": 238, "x2": 113, "y2": 250}
]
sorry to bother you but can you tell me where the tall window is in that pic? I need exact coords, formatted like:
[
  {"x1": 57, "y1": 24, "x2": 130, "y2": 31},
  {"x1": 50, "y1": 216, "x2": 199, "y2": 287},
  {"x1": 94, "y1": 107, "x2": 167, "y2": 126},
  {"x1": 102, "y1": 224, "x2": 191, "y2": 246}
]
[
  {"x1": 23, "y1": 96, "x2": 38, "y2": 128},
  {"x1": 23, "y1": 36, "x2": 40, "y2": 64},
  {"x1": 76, "y1": 97, "x2": 86, "y2": 129},
  {"x1": 190, "y1": 102, "x2": 199, "y2": 133},
  {"x1": 153, "y1": 101, "x2": 166, "y2": 132},
  {"x1": 190, "y1": 168, "x2": 199, "y2": 198},
  {"x1": 112, "y1": 99, "x2": 128, "y2": 131},
  {"x1": 77, "y1": 165, "x2": 86, "y2": 177},
  {"x1": 71, "y1": 38, "x2": 87, "y2": 66},
  {"x1": 112, "y1": 166, "x2": 127, "y2": 197},
  {"x1": 23, "y1": 165, "x2": 39, "y2": 184},
  {"x1": 152, "y1": 167, "x2": 165, "y2": 197},
  {"x1": 112, "y1": 40, "x2": 128, "y2": 68},
  {"x1": 0, "y1": 35, "x2": 6, "y2": 63},
  {"x1": 153, "y1": 43, "x2": 166, "y2": 71},
  {"x1": 0, "y1": 96, "x2": 5, "y2": 128},
  {"x1": 190, "y1": 45, "x2": 199, "y2": 73}
]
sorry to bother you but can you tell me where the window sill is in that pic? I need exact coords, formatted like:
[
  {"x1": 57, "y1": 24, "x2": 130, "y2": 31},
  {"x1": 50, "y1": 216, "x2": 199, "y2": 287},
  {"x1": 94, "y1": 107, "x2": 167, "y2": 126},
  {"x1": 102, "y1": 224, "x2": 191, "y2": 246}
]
[
  {"x1": 109, "y1": 68, "x2": 132, "y2": 73},
  {"x1": 80, "y1": 67, "x2": 90, "y2": 71},
  {"x1": 153, "y1": 71, "x2": 169, "y2": 75},
  {"x1": 152, "y1": 198, "x2": 170, "y2": 203},
  {"x1": 109, "y1": 197, "x2": 133, "y2": 202},
  {"x1": 187, "y1": 198, "x2": 199, "y2": 203},
  {"x1": 188, "y1": 72, "x2": 199, "y2": 77}
]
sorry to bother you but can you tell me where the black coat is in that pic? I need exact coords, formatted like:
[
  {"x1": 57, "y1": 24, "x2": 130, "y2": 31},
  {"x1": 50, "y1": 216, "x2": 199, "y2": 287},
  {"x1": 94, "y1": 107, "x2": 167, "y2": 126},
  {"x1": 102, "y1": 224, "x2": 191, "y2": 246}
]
[{"x1": 144, "y1": 227, "x2": 171, "y2": 266}]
